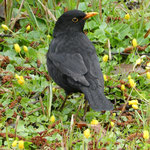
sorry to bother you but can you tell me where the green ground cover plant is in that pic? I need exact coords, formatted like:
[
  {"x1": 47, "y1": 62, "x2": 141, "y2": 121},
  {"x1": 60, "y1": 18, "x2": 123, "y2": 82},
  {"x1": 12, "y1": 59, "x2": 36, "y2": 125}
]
[{"x1": 0, "y1": 0, "x2": 150, "y2": 149}]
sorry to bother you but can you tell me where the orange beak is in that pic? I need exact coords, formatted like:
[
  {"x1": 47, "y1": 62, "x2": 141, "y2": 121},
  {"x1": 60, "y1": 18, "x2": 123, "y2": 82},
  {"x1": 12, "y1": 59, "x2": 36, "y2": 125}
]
[{"x1": 83, "y1": 12, "x2": 98, "y2": 20}]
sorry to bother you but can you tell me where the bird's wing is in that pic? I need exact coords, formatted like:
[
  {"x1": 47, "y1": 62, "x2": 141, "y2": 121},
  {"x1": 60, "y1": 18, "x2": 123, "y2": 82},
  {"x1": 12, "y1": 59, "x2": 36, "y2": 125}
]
[
  {"x1": 49, "y1": 52, "x2": 89, "y2": 86},
  {"x1": 89, "y1": 53, "x2": 104, "y2": 89}
]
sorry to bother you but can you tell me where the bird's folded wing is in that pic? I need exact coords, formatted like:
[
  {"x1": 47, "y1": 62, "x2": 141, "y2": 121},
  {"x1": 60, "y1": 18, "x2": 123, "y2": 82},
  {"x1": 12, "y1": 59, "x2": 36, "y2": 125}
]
[{"x1": 50, "y1": 53, "x2": 89, "y2": 86}]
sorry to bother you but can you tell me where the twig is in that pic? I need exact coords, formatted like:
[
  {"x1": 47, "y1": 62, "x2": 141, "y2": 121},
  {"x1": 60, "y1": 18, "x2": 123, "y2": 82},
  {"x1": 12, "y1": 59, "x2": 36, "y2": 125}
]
[
  {"x1": 108, "y1": 39, "x2": 112, "y2": 60},
  {"x1": 134, "y1": 88, "x2": 149, "y2": 103},
  {"x1": 39, "y1": 96, "x2": 45, "y2": 115},
  {"x1": 14, "y1": 115, "x2": 20, "y2": 138},
  {"x1": 107, "y1": 51, "x2": 150, "y2": 56},
  {"x1": 27, "y1": 107, "x2": 42, "y2": 115},
  {"x1": 114, "y1": 88, "x2": 133, "y2": 128},
  {"x1": 99, "y1": 0, "x2": 102, "y2": 20},
  {"x1": 10, "y1": 0, "x2": 25, "y2": 30},
  {"x1": 47, "y1": 82, "x2": 53, "y2": 118},
  {"x1": 69, "y1": 114, "x2": 75, "y2": 149},
  {"x1": 29, "y1": 100, "x2": 40, "y2": 104},
  {"x1": 0, "y1": 34, "x2": 12, "y2": 37},
  {"x1": 144, "y1": 28, "x2": 150, "y2": 39}
]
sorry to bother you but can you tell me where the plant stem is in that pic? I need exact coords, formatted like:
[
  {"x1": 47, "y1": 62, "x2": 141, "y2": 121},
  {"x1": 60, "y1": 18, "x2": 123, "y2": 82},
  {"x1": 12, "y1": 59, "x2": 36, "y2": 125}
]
[
  {"x1": 48, "y1": 82, "x2": 53, "y2": 118},
  {"x1": 6, "y1": 123, "x2": 10, "y2": 149}
]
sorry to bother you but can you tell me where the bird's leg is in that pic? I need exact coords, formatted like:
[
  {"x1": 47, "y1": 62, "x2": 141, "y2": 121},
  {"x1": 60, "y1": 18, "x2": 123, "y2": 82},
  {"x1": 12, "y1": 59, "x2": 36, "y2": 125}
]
[{"x1": 59, "y1": 94, "x2": 69, "y2": 111}]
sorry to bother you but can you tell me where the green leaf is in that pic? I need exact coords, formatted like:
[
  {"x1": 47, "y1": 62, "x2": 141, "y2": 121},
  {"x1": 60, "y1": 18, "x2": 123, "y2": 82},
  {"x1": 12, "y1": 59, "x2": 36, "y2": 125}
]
[
  {"x1": 6, "y1": 64, "x2": 15, "y2": 73},
  {"x1": 5, "y1": 109, "x2": 14, "y2": 118},
  {"x1": 78, "y1": 2, "x2": 88, "y2": 11}
]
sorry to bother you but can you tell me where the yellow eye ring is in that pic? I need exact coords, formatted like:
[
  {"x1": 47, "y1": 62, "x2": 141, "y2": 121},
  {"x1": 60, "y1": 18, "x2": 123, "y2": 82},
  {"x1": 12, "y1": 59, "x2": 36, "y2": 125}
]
[{"x1": 72, "y1": 17, "x2": 78, "y2": 23}]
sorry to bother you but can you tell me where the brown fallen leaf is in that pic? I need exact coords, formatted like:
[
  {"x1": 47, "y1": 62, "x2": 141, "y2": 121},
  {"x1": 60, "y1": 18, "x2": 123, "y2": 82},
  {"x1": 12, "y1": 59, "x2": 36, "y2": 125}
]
[
  {"x1": 144, "y1": 28, "x2": 150, "y2": 38},
  {"x1": 112, "y1": 64, "x2": 145, "y2": 75},
  {"x1": 126, "y1": 132, "x2": 142, "y2": 141},
  {"x1": 76, "y1": 121, "x2": 87, "y2": 129}
]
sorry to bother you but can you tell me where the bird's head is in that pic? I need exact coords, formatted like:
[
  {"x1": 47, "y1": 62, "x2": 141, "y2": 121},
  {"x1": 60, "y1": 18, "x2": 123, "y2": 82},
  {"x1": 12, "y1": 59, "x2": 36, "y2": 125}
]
[{"x1": 53, "y1": 10, "x2": 98, "y2": 37}]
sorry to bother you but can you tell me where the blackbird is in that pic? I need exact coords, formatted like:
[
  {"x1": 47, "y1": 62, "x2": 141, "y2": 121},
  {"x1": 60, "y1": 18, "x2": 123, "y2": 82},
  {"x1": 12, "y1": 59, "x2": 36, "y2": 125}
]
[{"x1": 46, "y1": 10, "x2": 113, "y2": 111}]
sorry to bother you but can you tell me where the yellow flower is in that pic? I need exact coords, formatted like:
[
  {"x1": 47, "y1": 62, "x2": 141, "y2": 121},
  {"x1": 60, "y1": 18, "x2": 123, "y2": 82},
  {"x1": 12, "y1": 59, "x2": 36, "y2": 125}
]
[
  {"x1": 113, "y1": 113, "x2": 116, "y2": 117},
  {"x1": 136, "y1": 58, "x2": 142, "y2": 65},
  {"x1": 91, "y1": 119, "x2": 99, "y2": 125},
  {"x1": 132, "y1": 38, "x2": 137, "y2": 48},
  {"x1": 52, "y1": 87, "x2": 56, "y2": 93},
  {"x1": 47, "y1": 35, "x2": 51, "y2": 38},
  {"x1": 128, "y1": 75, "x2": 132, "y2": 80},
  {"x1": 83, "y1": 129, "x2": 90, "y2": 139},
  {"x1": 143, "y1": 130, "x2": 149, "y2": 140},
  {"x1": 18, "y1": 140, "x2": 24, "y2": 149},
  {"x1": 146, "y1": 62, "x2": 150, "y2": 70},
  {"x1": 50, "y1": 115, "x2": 55, "y2": 123},
  {"x1": 1, "y1": 24, "x2": 9, "y2": 31},
  {"x1": 129, "y1": 79, "x2": 136, "y2": 88},
  {"x1": 128, "y1": 100, "x2": 138, "y2": 105},
  {"x1": 110, "y1": 121, "x2": 114, "y2": 127},
  {"x1": 14, "y1": 43, "x2": 21, "y2": 53},
  {"x1": 23, "y1": 46, "x2": 28, "y2": 52},
  {"x1": 124, "y1": 13, "x2": 130, "y2": 20},
  {"x1": 15, "y1": 74, "x2": 20, "y2": 79},
  {"x1": 26, "y1": 25, "x2": 31, "y2": 31},
  {"x1": 12, "y1": 140, "x2": 17, "y2": 147},
  {"x1": 132, "y1": 104, "x2": 138, "y2": 109},
  {"x1": 103, "y1": 55, "x2": 108, "y2": 62},
  {"x1": 121, "y1": 84, "x2": 125, "y2": 91},
  {"x1": 103, "y1": 74, "x2": 107, "y2": 81},
  {"x1": 17, "y1": 76, "x2": 25, "y2": 85},
  {"x1": 147, "y1": 72, "x2": 150, "y2": 79}
]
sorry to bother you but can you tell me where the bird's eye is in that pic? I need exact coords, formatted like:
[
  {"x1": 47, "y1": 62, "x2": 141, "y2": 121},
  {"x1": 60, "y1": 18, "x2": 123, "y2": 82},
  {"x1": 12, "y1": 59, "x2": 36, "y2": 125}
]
[{"x1": 72, "y1": 17, "x2": 78, "y2": 23}]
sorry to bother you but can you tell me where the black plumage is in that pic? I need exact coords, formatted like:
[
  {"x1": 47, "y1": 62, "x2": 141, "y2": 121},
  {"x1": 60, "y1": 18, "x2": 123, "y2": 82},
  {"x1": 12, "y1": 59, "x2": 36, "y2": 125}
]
[{"x1": 46, "y1": 10, "x2": 113, "y2": 111}]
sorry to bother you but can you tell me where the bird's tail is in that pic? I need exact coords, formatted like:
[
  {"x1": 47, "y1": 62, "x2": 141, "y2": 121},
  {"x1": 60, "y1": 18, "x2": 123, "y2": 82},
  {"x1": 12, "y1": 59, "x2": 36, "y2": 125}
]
[{"x1": 80, "y1": 86, "x2": 113, "y2": 111}]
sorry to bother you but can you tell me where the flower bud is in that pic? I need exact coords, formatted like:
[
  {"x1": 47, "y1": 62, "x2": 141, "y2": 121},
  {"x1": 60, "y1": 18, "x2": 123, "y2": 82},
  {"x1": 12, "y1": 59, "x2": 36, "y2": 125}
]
[
  {"x1": 103, "y1": 55, "x2": 108, "y2": 62},
  {"x1": 14, "y1": 43, "x2": 21, "y2": 53},
  {"x1": 17, "y1": 76, "x2": 25, "y2": 85},
  {"x1": 129, "y1": 79, "x2": 136, "y2": 88},
  {"x1": 132, "y1": 104, "x2": 138, "y2": 109},
  {"x1": 18, "y1": 140, "x2": 24, "y2": 149},
  {"x1": 23, "y1": 46, "x2": 28, "y2": 52},
  {"x1": 1, "y1": 24, "x2": 9, "y2": 31},
  {"x1": 121, "y1": 84, "x2": 125, "y2": 91},
  {"x1": 128, "y1": 75, "x2": 131, "y2": 80},
  {"x1": 26, "y1": 25, "x2": 31, "y2": 31},
  {"x1": 50, "y1": 115, "x2": 55, "y2": 123},
  {"x1": 103, "y1": 74, "x2": 107, "y2": 81},
  {"x1": 124, "y1": 13, "x2": 130, "y2": 20},
  {"x1": 110, "y1": 121, "x2": 114, "y2": 127},
  {"x1": 147, "y1": 72, "x2": 150, "y2": 79},
  {"x1": 143, "y1": 130, "x2": 149, "y2": 140},
  {"x1": 132, "y1": 38, "x2": 137, "y2": 48},
  {"x1": 12, "y1": 140, "x2": 17, "y2": 147},
  {"x1": 83, "y1": 129, "x2": 90, "y2": 139}
]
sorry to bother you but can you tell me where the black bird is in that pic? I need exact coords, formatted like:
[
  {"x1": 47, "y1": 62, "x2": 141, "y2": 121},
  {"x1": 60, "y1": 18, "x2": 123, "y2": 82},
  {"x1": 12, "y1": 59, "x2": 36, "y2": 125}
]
[{"x1": 46, "y1": 10, "x2": 113, "y2": 111}]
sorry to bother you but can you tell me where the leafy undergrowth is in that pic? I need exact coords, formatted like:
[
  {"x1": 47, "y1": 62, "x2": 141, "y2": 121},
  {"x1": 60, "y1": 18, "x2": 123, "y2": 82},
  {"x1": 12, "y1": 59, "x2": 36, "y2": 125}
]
[{"x1": 0, "y1": 0, "x2": 150, "y2": 149}]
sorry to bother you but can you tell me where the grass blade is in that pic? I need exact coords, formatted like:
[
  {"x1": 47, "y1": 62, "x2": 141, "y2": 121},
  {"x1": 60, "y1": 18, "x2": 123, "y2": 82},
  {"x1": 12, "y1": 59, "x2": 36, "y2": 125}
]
[{"x1": 24, "y1": 1, "x2": 40, "y2": 29}]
